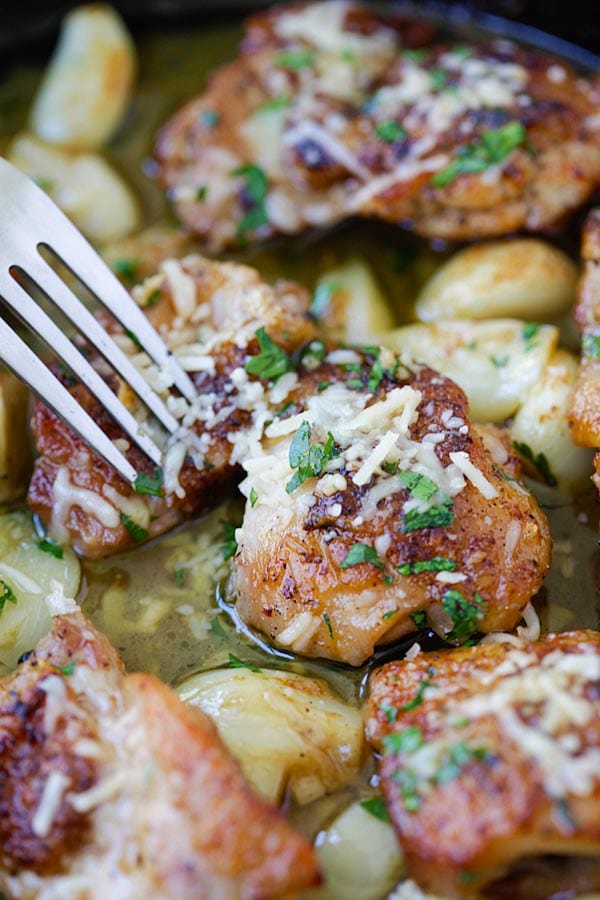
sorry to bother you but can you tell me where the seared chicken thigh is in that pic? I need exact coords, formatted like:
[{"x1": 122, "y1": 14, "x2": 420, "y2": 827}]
[
  {"x1": 0, "y1": 602, "x2": 319, "y2": 899},
  {"x1": 155, "y1": 1, "x2": 600, "y2": 250},
  {"x1": 230, "y1": 351, "x2": 551, "y2": 666},
  {"x1": 28, "y1": 255, "x2": 316, "y2": 557},
  {"x1": 366, "y1": 631, "x2": 600, "y2": 899}
]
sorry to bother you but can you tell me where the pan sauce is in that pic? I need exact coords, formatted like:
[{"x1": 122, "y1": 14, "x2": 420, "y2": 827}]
[{"x1": 0, "y1": 7, "x2": 600, "y2": 892}]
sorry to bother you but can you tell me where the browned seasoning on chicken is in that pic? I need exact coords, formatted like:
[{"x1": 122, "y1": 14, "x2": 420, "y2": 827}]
[
  {"x1": 27, "y1": 255, "x2": 316, "y2": 558},
  {"x1": 230, "y1": 351, "x2": 552, "y2": 666},
  {"x1": 0, "y1": 602, "x2": 320, "y2": 899},
  {"x1": 155, "y1": 1, "x2": 600, "y2": 251},
  {"x1": 366, "y1": 631, "x2": 600, "y2": 899}
]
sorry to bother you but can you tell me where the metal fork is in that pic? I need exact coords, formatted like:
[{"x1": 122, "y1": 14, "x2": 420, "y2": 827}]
[{"x1": 0, "y1": 158, "x2": 197, "y2": 485}]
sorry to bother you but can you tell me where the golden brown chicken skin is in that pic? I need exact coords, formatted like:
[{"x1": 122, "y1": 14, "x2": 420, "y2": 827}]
[
  {"x1": 366, "y1": 631, "x2": 600, "y2": 899},
  {"x1": 230, "y1": 350, "x2": 552, "y2": 666},
  {"x1": 27, "y1": 255, "x2": 316, "y2": 558},
  {"x1": 155, "y1": 0, "x2": 600, "y2": 250},
  {"x1": 0, "y1": 603, "x2": 319, "y2": 899},
  {"x1": 568, "y1": 208, "x2": 600, "y2": 494}
]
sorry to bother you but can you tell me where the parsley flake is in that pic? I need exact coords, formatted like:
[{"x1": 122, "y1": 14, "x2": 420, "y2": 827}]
[
  {"x1": 399, "y1": 471, "x2": 438, "y2": 502},
  {"x1": 339, "y1": 543, "x2": 390, "y2": 582},
  {"x1": 174, "y1": 568, "x2": 185, "y2": 588},
  {"x1": 400, "y1": 670, "x2": 436, "y2": 712},
  {"x1": 375, "y1": 120, "x2": 407, "y2": 143},
  {"x1": 310, "y1": 281, "x2": 339, "y2": 318},
  {"x1": 398, "y1": 557, "x2": 456, "y2": 576},
  {"x1": 432, "y1": 121, "x2": 529, "y2": 188},
  {"x1": 134, "y1": 468, "x2": 163, "y2": 497},
  {"x1": 434, "y1": 742, "x2": 490, "y2": 784},
  {"x1": 513, "y1": 440, "x2": 558, "y2": 487},
  {"x1": 522, "y1": 321, "x2": 541, "y2": 350},
  {"x1": 360, "y1": 796, "x2": 391, "y2": 822},
  {"x1": 249, "y1": 487, "x2": 258, "y2": 508},
  {"x1": 59, "y1": 661, "x2": 76, "y2": 677},
  {"x1": 402, "y1": 498, "x2": 455, "y2": 532},
  {"x1": 35, "y1": 538, "x2": 63, "y2": 559},
  {"x1": 255, "y1": 94, "x2": 290, "y2": 114},
  {"x1": 232, "y1": 163, "x2": 269, "y2": 239},
  {"x1": 113, "y1": 258, "x2": 139, "y2": 286},
  {"x1": 490, "y1": 353, "x2": 509, "y2": 368},
  {"x1": 323, "y1": 612, "x2": 334, "y2": 638},
  {"x1": 583, "y1": 333, "x2": 600, "y2": 360},
  {"x1": 120, "y1": 513, "x2": 148, "y2": 543},
  {"x1": 286, "y1": 421, "x2": 337, "y2": 493},
  {"x1": 410, "y1": 610, "x2": 428, "y2": 629},
  {"x1": 0, "y1": 580, "x2": 16, "y2": 616},
  {"x1": 228, "y1": 653, "x2": 261, "y2": 673},
  {"x1": 274, "y1": 48, "x2": 315, "y2": 70},
  {"x1": 196, "y1": 185, "x2": 208, "y2": 201},
  {"x1": 245, "y1": 326, "x2": 291, "y2": 382},
  {"x1": 383, "y1": 726, "x2": 424, "y2": 755},
  {"x1": 442, "y1": 590, "x2": 488, "y2": 642},
  {"x1": 222, "y1": 522, "x2": 238, "y2": 561}
]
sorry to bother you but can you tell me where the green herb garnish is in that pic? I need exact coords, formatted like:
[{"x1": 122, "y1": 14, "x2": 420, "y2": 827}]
[
  {"x1": 339, "y1": 542, "x2": 389, "y2": 581},
  {"x1": 398, "y1": 557, "x2": 456, "y2": 576},
  {"x1": 221, "y1": 522, "x2": 238, "y2": 560},
  {"x1": 410, "y1": 609, "x2": 428, "y2": 629},
  {"x1": 434, "y1": 742, "x2": 490, "y2": 784},
  {"x1": 399, "y1": 471, "x2": 438, "y2": 502},
  {"x1": 113, "y1": 258, "x2": 139, "y2": 286},
  {"x1": 432, "y1": 121, "x2": 529, "y2": 188},
  {"x1": 583, "y1": 333, "x2": 600, "y2": 360},
  {"x1": 310, "y1": 281, "x2": 339, "y2": 318},
  {"x1": 35, "y1": 538, "x2": 63, "y2": 559},
  {"x1": 174, "y1": 568, "x2": 185, "y2": 588},
  {"x1": 513, "y1": 440, "x2": 558, "y2": 487},
  {"x1": 196, "y1": 185, "x2": 208, "y2": 201},
  {"x1": 360, "y1": 796, "x2": 391, "y2": 822},
  {"x1": 402, "y1": 498, "x2": 455, "y2": 532},
  {"x1": 286, "y1": 421, "x2": 337, "y2": 493},
  {"x1": 522, "y1": 321, "x2": 541, "y2": 350},
  {"x1": 383, "y1": 726, "x2": 424, "y2": 755},
  {"x1": 442, "y1": 590, "x2": 487, "y2": 642},
  {"x1": 0, "y1": 580, "x2": 16, "y2": 616},
  {"x1": 490, "y1": 353, "x2": 509, "y2": 368},
  {"x1": 375, "y1": 120, "x2": 407, "y2": 143},
  {"x1": 255, "y1": 93, "x2": 290, "y2": 113},
  {"x1": 429, "y1": 67, "x2": 449, "y2": 90},
  {"x1": 382, "y1": 607, "x2": 399, "y2": 620},
  {"x1": 323, "y1": 612, "x2": 334, "y2": 638},
  {"x1": 245, "y1": 326, "x2": 291, "y2": 382},
  {"x1": 400, "y1": 669, "x2": 436, "y2": 712},
  {"x1": 228, "y1": 653, "x2": 261, "y2": 673},
  {"x1": 59, "y1": 661, "x2": 76, "y2": 677},
  {"x1": 232, "y1": 163, "x2": 269, "y2": 239},
  {"x1": 134, "y1": 468, "x2": 163, "y2": 497},
  {"x1": 249, "y1": 487, "x2": 258, "y2": 508},
  {"x1": 120, "y1": 513, "x2": 149, "y2": 543},
  {"x1": 274, "y1": 48, "x2": 315, "y2": 70}
]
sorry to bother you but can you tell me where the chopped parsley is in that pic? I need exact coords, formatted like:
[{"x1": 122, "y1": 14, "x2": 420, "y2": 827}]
[
  {"x1": 145, "y1": 288, "x2": 161, "y2": 308},
  {"x1": 285, "y1": 421, "x2": 338, "y2": 493},
  {"x1": 367, "y1": 348, "x2": 397, "y2": 393},
  {"x1": 410, "y1": 609, "x2": 428, "y2": 629},
  {"x1": 583, "y1": 333, "x2": 600, "y2": 360},
  {"x1": 113, "y1": 258, "x2": 139, "y2": 286},
  {"x1": 174, "y1": 568, "x2": 185, "y2": 588},
  {"x1": 403, "y1": 49, "x2": 429, "y2": 63},
  {"x1": 397, "y1": 557, "x2": 456, "y2": 576},
  {"x1": 221, "y1": 522, "x2": 238, "y2": 560},
  {"x1": 120, "y1": 513, "x2": 149, "y2": 543},
  {"x1": 34, "y1": 176, "x2": 54, "y2": 192},
  {"x1": 429, "y1": 67, "x2": 449, "y2": 90},
  {"x1": 232, "y1": 163, "x2": 269, "y2": 239},
  {"x1": 0, "y1": 580, "x2": 16, "y2": 616},
  {"x1": 228, "y1": 653, "x2": 261, "y2": 673},
  {"x1": 442, "y1": 590, "x2": 487, "y2": 642},
  {"x1": 490, "y1": 353, "x2": 509, "y2": 368},
  {"x1": 58, "y1": 661, "x2": 76, "y2": 677},
  {"x1": 434, "y1": 742, "x2": 490, "y2": 784},
  {"x1": 274, "y1": 48, "x2": 315, "y2": 70},
  {"x1": 134, "y1": 468, "x2": 163, "y2": 497},
  {"x1": 382, "y1": 607, "x2": 399, "y2": 620},
  {"x1": 390, "y1": 767, "x2": 422, "y2": 812},
  {"x1": 400, "y1": 670, "x2": 436, "y2": 712},
  {"x1": 35, "y1": 538, "x2": 63, "y2": 559},
  {"x1": 323, "y1": 612, "x2": 334, "y2": 638},
  {"x1": 196, "y1": 185, "x2": 208, "y2": 201},
  {"x1": 399, "y1": 471, "x2": 438, "y2": 502},
  {"x1": 339, "y1": 543, "x2": 392, "y2": 583},
  {"x1": 522, "y1": 321, "x2": 541, "y2": 351},
  {"x1": 360, "y1": 796, "x2": 391, "y2": 822},
  {"x1": 125, "y1": 329, "x2": 143, "y2": 351},
  {"x1": 255, "y1": 93, "x2": 290, "y2": 114},
  {"x1": 249, "y1": 487, "x2": 258, "y2": 508},
  {"x1": 375, "y1": 120, "x2": 407, "y2": 143},
  {"x1": 513, "y1": 440, "x2": 558, "y2": 487},
  {"x1": 379, "y1": 703, "x2": 397, "y2": 723},
  {"x1": 300, "y1": 339, "x2": 327, "y2": 369},
  {"x1": 310, "y1": 280, "x2": 339, "y2": 318},
  {"x1": 402, "y1": 498, "x2": 455, "y2": 532},
  {"x1": 383, "y1": 725, "x2": 424, "y2": 755},
  {"x1": 431, "y1": 121, "x2": 529, "y2": 188},
  {"x1": 245, "y1": 326, "x2": 291, "y2": 382},
  {"x1": 201, "y1": 109, "x2": 220, "y2": 127}
]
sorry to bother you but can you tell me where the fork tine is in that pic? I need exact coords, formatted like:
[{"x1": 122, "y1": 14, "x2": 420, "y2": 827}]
[
  {"x1": 0, "y1": 315, "x2": 137, "y2": 484},
  {"x1": 13, "y1": 255, "x2": 182, "y2": 435},
  {"x1": 0, "y1": 159, "x2": 196, "y2": 405},
  {"x1": 0, "y1": 271, "x2": 164, "y2": 467}
]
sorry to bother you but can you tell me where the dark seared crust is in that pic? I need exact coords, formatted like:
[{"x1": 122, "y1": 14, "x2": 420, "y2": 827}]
[
  {"x1": 155, "y1": 1, "x2": 600, "y2": 250},
  {"x1": 366, "y1": 631, "x2": 600, "y2": 898},
  {"x1": 27, "y1": 255, "x2": 316, "y2": 558},
  {"x1": 0, "y1": 612, "x2": 321, "y2": 897},
  {"x1": 232, "y1": 356, "x2": 552, "y2": 665}
]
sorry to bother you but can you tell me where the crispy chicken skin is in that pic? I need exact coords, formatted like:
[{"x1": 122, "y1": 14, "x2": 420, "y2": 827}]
[
  {"x1": 155, "y1": 1, "x2": 600, "y2": 250},
  {"x1": 0, "y1": 605, "x2": 319, "y2": 899},
  {"x1": 366, "y1": 631, "x2": 600, "y2": 899},
  {"x1": 569, "y1": 208, "x2": 600, "y2": 492},
  {"x1": 231, "y1": 353, "x2": 551, "y2": 666},
  {"x1": 27, "y1": 255, "x2": 316, "y2": 558}
]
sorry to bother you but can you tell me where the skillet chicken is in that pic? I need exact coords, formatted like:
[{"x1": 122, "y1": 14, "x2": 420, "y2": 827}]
[
  {"x1": 155, "y1": 0, "x2": 600, "y2": 250},
  {"x1": 0, "y1": 595, "x2": 319, "y2": 899},
  {"x1": 230, "y1": 350, "x2": 551, "y2": 666},
  {"x1": 27, "y1": 255, "x2": 316, "y2": 558},
  {"x1": 366, "y1": 631, "x2": 600, "y2": 899}
]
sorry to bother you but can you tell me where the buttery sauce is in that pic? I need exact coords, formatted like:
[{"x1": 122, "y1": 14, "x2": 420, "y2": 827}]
[{"x1": 0, "y1": 5, "x2": 599, "y2": 877}]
